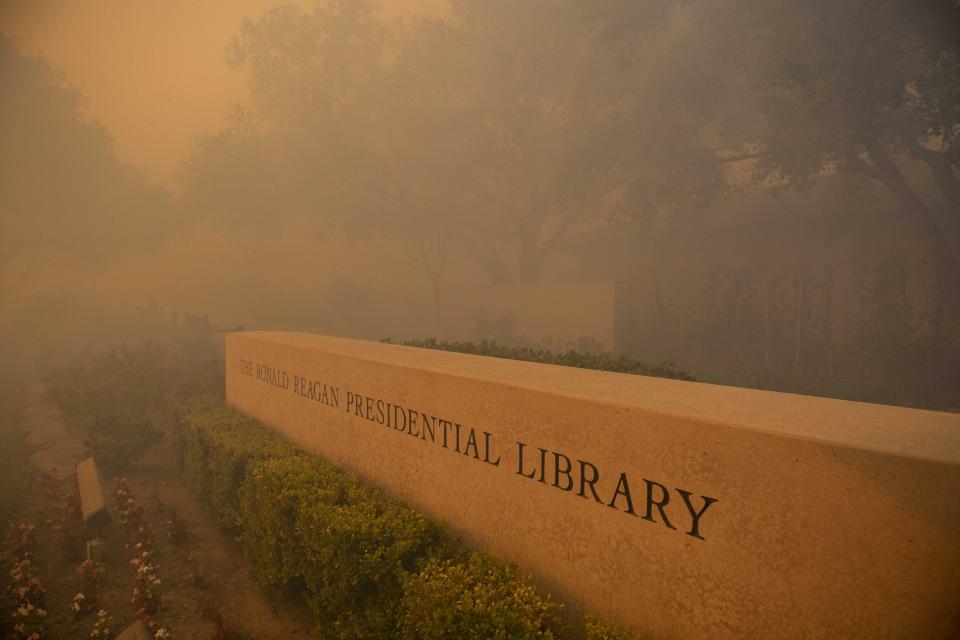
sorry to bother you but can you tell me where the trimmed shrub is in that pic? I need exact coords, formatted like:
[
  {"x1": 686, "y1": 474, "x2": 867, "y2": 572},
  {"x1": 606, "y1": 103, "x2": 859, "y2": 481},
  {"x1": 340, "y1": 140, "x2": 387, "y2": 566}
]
[
  {"x1": 174, "y1": 396, "x2": 301, "y2": 529},
  {"x1": 175, "y1": 397, "x2": 636, "y2": 640},
  {"x1": 299, "y1": 486, "x2": 445, "y2": 638},
  {"x1": 239, "y1": 455, "x2": 352, "y2": 591},
  {"x1": 177, "y1": 398, "x2": 445, "y2": 637},
  {"x1": 397, "y1": 551, "x2": 563, "y2": 640},
  {"x1": 585, "y1": 616, "x2": 637, "y2": 640},
  {"x1": 383, "y1": 337, "x2": 695, "y2": 381}
]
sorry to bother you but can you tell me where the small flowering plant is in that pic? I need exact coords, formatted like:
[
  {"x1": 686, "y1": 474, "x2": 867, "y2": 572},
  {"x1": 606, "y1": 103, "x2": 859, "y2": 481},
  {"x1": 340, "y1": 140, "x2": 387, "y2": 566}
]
[
  {"x1": 89, "y1": 609, "x2": 112, "y2": 640},
  {"x1": 57, "y1": 494, "x2": 83, "y2": 562},
  {"x1": 6, "y1": 524, "x2": 37, "y2": 558},
  {"x1": 12, "y1": 602, "x2": 47, "y2": 639},
  {"x1": 71, "y1": 591, "x2": 85, "y2": 615},
  {"x1": 72, "y1": 560, "x2": 107, "y2": 617},
  {"x1": 139, "y1": 613, "x2": 171, "y2": 639},
  {"x1": 114, "y1": 479, "x2": 143, "y2": 527},
  {"x1": 130, "y1": 548, "x2": 162, "y2": 615},
  {"x1": 113, "y1": 478, "x2": 131, "y2": 501},
  {"x1": 78, "y1": 560, "x2": 107, "y2": 590},
  {"x1": 10, "y1": 559, "x2": 46, "y2": 607}
]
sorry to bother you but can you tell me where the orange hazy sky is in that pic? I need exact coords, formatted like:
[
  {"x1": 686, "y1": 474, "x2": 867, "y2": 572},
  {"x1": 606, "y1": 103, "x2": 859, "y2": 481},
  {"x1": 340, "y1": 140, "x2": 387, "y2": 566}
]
[{"x1": 0, "y1": 0, "x2": 446, "y2": 187}]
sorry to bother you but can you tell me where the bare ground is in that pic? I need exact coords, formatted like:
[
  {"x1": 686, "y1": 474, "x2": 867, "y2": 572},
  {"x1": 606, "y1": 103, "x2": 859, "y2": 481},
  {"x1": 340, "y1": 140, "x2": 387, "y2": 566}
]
[{"x1": 14, "y1": 383, "x2": 315, "y2": 639}]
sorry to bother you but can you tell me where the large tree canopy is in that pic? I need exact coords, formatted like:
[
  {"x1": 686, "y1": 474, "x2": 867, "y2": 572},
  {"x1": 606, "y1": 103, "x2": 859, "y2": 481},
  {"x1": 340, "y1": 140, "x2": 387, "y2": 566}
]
[
  {"x1": 180, "y1": 0, "x2": 960, "y2": 299},
  {"x1": 0, "y1": 37, "x2": 174, "y2": 265},
  {"x1": 739, "y1": 1, "x2": 960, "y2": 306},
  {"x1": 182, "y1": 1, "x2": 719, "y2": 285},
  {"x1": 585, "y1": 0, "x2": 960, "y2": 308}
]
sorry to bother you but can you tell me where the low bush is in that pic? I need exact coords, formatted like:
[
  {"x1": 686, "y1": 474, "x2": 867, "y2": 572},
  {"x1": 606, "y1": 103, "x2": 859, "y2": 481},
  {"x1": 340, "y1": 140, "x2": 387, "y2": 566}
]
[
  {"x1": 0, "y1": 380, "x2": 31, "y2": 529},
  {"x1": 175, "y1": 397, "x2": 638, "y2": 639},
  {"x1": 299, "y1": 486, "x2": 445, "y2": 639},
  {"x1": 397, "y1": 551, "x2": 562, "y2": 640},
  {"x1": 382, "y1": 337, "x2": 694, "y2": 381},
  {"x1": 238, "y1": 456, "x2": 350, "y2": 591},
  {"x1": 45, "y1": 343, "x2": 169, "y2": 469},
  {"x1": 174, "y1": 397, "x2": 301, "y2": 529},
  {"x1": 45, "y1": 331, "x2": 224, "y2": 470},
  {"x1": 584, "y1": 616, "x2": 638, "y2": 640}
]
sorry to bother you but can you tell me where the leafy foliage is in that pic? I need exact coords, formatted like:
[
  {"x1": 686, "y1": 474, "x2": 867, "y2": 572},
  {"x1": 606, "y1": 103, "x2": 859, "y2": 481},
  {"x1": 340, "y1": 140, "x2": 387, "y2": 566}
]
[
  {"x1": 238, "y1": 456, "x2": 347, "y2": 590},
  {"x1": 3, "y1": 523, "x2": 48, "y2": 639},
  {"x1": 177, "y1": 398, "x2": 443, "y2": 637},
  {"x1": 45, "y1": 343, "x2": 169, "y2": 469},
  {"x1": 298, "y1": 486, "x2": 444, "y2": 639},
  {"x1": 175, "y1": 398, "x2": 637, "y2": 639},
  {"x1": 88, "y1": 609, "x2": 112, "y2": 640},
  {"x1": 383, "y1": 337, "x2": 695, "y2": 381},
  {"x1": 181, "y1": 1, "x2": 714, "y2": 286},
  {"x1": 174, "y1": 397, "x2": 302, "y2": 529},
  {"x1": 0, "y1": 37, "x2": 173, "y2": 265},
  {"x1": 45, "y1": 328, "x2": 224, "y2": 470},
  {"x1": 584, "y1": 616, "x2": 638, "y2": 640},
  {"x1": 397, "y1": 552, "x2": 562, "y2": 640}
]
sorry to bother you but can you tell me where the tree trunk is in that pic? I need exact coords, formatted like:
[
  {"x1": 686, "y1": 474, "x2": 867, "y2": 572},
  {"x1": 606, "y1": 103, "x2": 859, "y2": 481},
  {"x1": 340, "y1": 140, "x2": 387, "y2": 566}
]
[
  {"x1": 460, "y1": 235, "x2": 513, "y2": 285},
  {"x1": 762, "y1": 274, "x2": 771, "y2": 386},
  {"x1": 913, "y1": 144, "x2": 960, "y2": 209},
  {"x1": 516, "y1": 241, "x2": 543, "y2": 284},
  {"x1": 794, "y1": 268, "x2": 804, "y2": 390},
  {"x1": 866, "y1": 144, "x2": 960, "y2": 316},
  {"x1": 927, "y1": 156, "x2": 960, "y2": 209},
  {"x1": 824, "y1": 267, "x2": 835, "y2": 394}
]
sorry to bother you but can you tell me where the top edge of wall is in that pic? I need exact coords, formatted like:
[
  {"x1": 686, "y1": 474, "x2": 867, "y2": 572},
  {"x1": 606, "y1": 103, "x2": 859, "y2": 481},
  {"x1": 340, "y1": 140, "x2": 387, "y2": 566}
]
[{"x1": 226, "y1": 331, "x2": 960, "y2": 466}]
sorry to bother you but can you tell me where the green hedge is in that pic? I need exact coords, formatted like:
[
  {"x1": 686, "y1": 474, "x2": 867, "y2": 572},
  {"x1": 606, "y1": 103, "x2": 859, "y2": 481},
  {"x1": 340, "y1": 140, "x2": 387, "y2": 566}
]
[
  {"x1": 382, "y1": 337, "x2": 694, "y2": 381},
  {"x1": 175, "y1": 396, "x2": 639, "y2": 639},
  {"x1": 237, "y1": 455, "x2": 347, "y2": 590},
  {"x1": 584, "y1": 617, "x2": 640, "y2": 640},
  {"x1": 397, "y1": 552, "x2": 562, "y2": 640},
  {"x1": 175, "y1": 398, "x2": 303, "y2": 529},
  {"x1": 299, "y1": 489, "x2": 444, "y2": 638}
]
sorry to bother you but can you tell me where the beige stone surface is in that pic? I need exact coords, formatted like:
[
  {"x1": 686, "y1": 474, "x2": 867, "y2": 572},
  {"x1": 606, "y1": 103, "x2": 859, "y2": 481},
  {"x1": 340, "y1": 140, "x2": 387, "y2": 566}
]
[
  {"x1": 85, "y1": 538, "x2": 106, "y2": 563},
  {"x1": 76, "y1": 457, "x2": 111, "y2": 531},
  {"x1": 115, "y1": 619, "x2": 151, "y2": 640},
  {"x1": 225, "y1": 331, "x2": 960, "y2": 640}
]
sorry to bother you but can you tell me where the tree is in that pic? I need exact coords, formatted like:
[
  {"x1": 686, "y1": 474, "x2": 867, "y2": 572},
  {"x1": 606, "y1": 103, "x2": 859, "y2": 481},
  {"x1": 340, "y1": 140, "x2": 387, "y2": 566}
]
[
  {"x1": 591, "y1": 0, "x2": 959, "y2": 311},
  {"x1": 377, "y1": 0, "x2": 719, "y2": 283},
  {"x1": 0, "y1": 37, "x2": 174, "y2": 267},
  {"x1": 579, "y1": 1, "x2": 734, "y2": 223},
  {"x1": 720, "y1": 0, "x2": 960, "y2": 310},
  {"x1": 380, "y1": 1, "x2": 623, "y2": 283},
  {"x1": 181, "y1": 1, "x2": 392, "y2": 234},
  {"x1": 182, "y1": 1, "x2": 672, "y2": 285}
]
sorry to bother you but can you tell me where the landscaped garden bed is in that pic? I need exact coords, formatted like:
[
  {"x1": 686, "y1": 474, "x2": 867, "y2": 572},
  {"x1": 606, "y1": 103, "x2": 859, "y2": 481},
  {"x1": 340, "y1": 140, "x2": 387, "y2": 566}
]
[
  {"x1": 0, "y1": 378, "x2": 312, "y2": 639},
  {"x1": 2, "y1": 340, "x2": 643, "y2": 638},
  {"x1": 175, "y1": 396, "x2": 637, "y2": 639}
]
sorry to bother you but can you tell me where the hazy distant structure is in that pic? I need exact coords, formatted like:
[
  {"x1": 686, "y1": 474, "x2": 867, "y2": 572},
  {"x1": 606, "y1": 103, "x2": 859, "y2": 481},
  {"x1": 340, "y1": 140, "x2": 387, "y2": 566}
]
[{"x1": 1, "y1": 0, "x2": 958, "y2": 408}]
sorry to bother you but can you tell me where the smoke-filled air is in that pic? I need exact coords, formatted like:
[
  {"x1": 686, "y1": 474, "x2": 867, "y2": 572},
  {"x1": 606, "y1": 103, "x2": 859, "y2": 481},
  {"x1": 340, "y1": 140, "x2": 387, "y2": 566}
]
[{"x1": 1, "y1": 1, "x2": 958, "y2": 639}]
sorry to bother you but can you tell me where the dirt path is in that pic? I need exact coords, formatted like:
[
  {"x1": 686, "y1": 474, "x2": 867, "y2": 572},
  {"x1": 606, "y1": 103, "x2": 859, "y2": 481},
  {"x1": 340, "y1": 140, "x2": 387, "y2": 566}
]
[{"x1": 16, "y1": 384, "x2": 315, "y2": 639}]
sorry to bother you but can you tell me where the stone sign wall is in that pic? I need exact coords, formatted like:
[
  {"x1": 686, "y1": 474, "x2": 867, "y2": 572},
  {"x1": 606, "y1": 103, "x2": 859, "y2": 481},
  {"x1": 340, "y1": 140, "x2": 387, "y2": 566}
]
[{"x1": 225, "y1": 331, "x2": 960, "y2": 639}]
